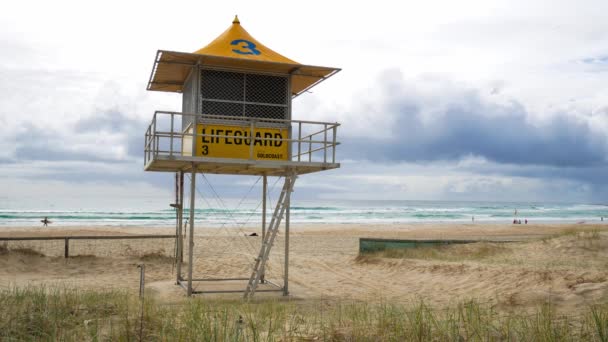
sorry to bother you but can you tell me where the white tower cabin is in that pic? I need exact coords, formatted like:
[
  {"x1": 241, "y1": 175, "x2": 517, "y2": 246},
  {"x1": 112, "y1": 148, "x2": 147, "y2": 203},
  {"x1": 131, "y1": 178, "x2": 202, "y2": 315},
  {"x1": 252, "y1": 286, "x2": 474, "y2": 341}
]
[{"x1": 144, "y1": 16, "x2": 340, "y2": 297}]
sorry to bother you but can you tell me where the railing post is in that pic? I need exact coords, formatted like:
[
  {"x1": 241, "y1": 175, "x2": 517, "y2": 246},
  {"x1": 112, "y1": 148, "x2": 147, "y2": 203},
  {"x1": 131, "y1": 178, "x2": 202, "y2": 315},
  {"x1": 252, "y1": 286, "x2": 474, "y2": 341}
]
[
  {"x1": 192, "y1": 113, "x2": 197, "y2": 157},
  {"x1": 308, "y1": 136, "x2": 312, "y2": 162},
  {"x1": 64, "y1": 238, "x2": 69, "y2": 258},
  {"x1": 181, "y1": 119, "x2": 185, "y2": 157},
  {"x1": 170, "y1": 113, "x2": 174, "y2": 157},
  {"x1": 297, "y1": 122, "x2": 302, "y2": 162},
  {"x1": 249, "y1": 120, "x2": 255, "y2": 160},
  {"x1": 147, "y1": 125, "x2": 152, "y2": 163},
  {"x1": 323, "y1": 124, "x2": 328, "y2": 164},
  {"x1": 144, "y1": 128, "x2": 148, "y2": 165},
  {"x1": 332, "y1": 125, "x2": 337, "y2": 163},
  {"x1": 155, "y1": 136, "x2": 159, "y2": 158},
  {"x1": 152, "y1": 114, "x2": 157, "y2": 157}
]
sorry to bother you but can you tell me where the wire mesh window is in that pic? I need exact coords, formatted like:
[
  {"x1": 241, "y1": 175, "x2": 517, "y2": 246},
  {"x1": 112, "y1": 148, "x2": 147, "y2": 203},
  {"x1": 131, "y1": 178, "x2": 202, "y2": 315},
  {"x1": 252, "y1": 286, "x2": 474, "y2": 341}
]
[
  {"x1": 245, "y1": 104, "x2": 286, "y2": 119},
  {"x1": 245, "y1": 74, "x2": 287, "y2": 104},
  {"x1": 200, "y1": 69, "x2": 288, "y2": 120},
  {"x1": 201, "y1": 101, "x2": 242, "y2": 117},
  {"x1": 200, "y1": 70, "x2": 243, "y2": 101}
]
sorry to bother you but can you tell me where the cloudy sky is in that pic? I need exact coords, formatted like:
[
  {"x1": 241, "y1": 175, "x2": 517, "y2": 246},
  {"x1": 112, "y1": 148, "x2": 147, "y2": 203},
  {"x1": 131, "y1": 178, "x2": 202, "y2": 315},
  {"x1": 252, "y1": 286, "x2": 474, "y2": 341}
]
[{"x1": 1, "y1": 0, "x2": 607, "y2": 207}]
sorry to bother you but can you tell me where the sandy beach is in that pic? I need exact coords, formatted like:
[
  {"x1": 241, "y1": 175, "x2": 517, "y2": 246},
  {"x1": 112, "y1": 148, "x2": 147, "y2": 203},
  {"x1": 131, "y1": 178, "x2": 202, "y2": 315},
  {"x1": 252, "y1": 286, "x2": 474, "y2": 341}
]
[{"x1": 1, "y1": 223, "x2": 607, "y2": 314}]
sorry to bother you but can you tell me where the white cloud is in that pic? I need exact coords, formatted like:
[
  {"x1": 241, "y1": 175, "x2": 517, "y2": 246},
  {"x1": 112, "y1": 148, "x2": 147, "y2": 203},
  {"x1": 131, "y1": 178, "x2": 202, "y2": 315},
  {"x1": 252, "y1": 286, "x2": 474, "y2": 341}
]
[{"x1": 300, "y1": 159, "x2": 602, "y2": 202}]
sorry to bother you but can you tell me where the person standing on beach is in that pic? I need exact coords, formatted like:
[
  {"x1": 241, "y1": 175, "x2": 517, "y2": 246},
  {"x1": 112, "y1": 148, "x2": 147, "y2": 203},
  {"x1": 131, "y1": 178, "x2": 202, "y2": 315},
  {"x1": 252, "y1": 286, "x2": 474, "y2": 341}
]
[{"x1": 41, "y1": 217, "x2": 50, "y2": 226}]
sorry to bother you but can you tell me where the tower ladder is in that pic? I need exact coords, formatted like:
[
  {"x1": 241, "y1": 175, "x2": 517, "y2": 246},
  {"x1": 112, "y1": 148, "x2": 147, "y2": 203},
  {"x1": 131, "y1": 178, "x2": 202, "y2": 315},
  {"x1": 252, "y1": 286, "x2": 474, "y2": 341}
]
[{"x1": 243, "y1": 175, "x2": 296, "y2": 299}]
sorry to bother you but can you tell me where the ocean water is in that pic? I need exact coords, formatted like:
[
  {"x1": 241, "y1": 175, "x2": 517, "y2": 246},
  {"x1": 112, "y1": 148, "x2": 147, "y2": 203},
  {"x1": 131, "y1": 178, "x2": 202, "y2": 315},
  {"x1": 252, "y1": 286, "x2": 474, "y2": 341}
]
[{"x1": 0, "y1": 199, "x2": 606, "y2": 227}]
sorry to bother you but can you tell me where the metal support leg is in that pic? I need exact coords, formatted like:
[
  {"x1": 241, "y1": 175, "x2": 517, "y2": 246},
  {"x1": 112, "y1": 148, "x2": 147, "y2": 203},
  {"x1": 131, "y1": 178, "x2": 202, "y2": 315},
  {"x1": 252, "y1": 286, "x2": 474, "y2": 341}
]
[
  {"x1": 176, "y1": 171, "x2": 184, "y2": 283},
  {"x1": 262, "y1": 175, "x2": 267, "y2": 240},
  {"x1": 179, "y1": 171, "x2": 184, "y2": 264},
  {"x1": 187, "y1": 169, "x2": 196, "y2": 296},
  {"x1": 283, "y1": 175, "x2": 292, "y2": 296},
  {"x1": 261, "y1": 175, "x2": 267, "y2": 283}
]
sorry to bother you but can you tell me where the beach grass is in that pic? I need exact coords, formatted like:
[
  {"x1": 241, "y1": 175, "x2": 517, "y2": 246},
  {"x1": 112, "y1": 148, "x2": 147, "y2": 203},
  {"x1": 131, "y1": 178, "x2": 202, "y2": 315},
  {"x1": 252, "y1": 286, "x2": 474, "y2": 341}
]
[
  {"x1": 1, "y1": 285, "x2": 607, "y2": 341},
  {"x1": 0, "y1": 243, "x2": 47, "y2": 257},
  {"x1": 357, "y1": 241, "x2": 511, "y2": 263},
  {"x1": 358, "y1": 229, "x2": 607, "y2": 267}
]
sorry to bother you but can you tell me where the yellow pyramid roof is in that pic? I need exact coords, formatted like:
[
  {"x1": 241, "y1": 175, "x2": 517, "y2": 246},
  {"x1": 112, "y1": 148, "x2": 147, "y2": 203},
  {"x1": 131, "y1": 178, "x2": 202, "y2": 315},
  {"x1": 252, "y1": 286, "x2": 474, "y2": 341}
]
[
  {"x1": 147, "y1": 16, "x2": 339, "y2": 97},
  {"x1": 192, "y1": 16, "x2": 297, "y2": 64}
]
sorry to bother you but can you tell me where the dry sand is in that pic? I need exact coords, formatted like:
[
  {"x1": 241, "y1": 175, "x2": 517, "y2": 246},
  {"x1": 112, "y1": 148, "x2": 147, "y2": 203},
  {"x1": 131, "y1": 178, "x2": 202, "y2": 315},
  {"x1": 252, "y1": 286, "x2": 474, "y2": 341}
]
[{"x1": 1, "y1": 223, "x2": 607, "y2": 313}]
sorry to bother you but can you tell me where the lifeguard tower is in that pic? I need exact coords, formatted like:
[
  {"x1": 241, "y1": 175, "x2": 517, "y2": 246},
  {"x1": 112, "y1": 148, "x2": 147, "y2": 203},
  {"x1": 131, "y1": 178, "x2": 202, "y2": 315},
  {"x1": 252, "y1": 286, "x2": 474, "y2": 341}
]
[{"x1": 144, "y1": 16, "x2": 340, "y2": 297}]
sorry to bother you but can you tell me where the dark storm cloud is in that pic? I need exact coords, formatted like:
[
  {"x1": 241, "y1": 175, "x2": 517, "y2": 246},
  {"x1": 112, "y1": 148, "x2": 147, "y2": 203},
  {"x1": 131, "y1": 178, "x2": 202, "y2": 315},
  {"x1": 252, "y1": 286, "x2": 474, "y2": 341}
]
[
  {"x1": 75, "y1": 108, "x2": 142, "y2": 133},
  {"x1": 342, "y1": 76, "x2": 608, "y2": 168},
  {"x1": 12, "y1": 108, "x2": 147, "y2": 163},
  {"x1": 465, "y1": 161, "x2": 608, "y2": 186},
  {"x1": 332, "y1": 72, "x2": 608, "y2": 201},
  {"x1": 11, "y1": 124, "x2": 97, "y2": 162},
  {"x1": 4, "y1": 107, "x2": 170, "y2": 187},
  {"x1": 75, "y1": 108, "x2": 147, "y2": 159},
  {"x1": 582, "y1": 55, "x2": 608, "y2": 65}
]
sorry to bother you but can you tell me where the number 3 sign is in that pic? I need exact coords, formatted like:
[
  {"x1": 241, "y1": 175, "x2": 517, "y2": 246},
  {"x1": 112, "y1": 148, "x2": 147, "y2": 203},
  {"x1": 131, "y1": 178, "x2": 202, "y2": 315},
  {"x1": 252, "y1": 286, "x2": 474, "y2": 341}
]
[{"x1": 231, "y1": 39, "x2": 261, "y2": 55}]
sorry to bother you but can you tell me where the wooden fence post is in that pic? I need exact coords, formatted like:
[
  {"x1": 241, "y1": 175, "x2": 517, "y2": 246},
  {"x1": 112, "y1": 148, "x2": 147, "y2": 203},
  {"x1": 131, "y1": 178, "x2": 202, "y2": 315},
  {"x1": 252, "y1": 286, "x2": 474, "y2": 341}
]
[{"x1": 64, "y1": 238, "x2": 69, "y2": 258}]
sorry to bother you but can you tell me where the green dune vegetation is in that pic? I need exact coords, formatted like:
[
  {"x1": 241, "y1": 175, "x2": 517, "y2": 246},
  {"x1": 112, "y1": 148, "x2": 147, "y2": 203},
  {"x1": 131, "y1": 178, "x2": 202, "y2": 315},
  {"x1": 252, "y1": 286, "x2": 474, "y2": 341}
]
[
  {"x1": 0, "y1": 285, "x2": 607, "y2": 340},
  {"x1": 2, "y1": 226, "x2": 608, "y2": 340}
]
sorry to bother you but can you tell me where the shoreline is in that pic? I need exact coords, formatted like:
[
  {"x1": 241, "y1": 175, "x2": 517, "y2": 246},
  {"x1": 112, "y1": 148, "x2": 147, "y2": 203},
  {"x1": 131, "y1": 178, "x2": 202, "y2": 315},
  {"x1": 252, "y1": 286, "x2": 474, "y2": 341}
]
[
  {"x1": 0, "y1": 221, "x2": 605, "y2": 237},
  {"x1": 1, "y1": 218, "x2": 606, "y2": 229}
]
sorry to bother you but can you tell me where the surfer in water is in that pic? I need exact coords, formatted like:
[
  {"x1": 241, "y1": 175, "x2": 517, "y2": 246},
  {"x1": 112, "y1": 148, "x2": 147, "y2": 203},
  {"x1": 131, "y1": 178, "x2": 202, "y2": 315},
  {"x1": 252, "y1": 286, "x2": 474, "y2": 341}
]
[{"x1": 41, "y1": 217, "x2": 51, "y2": 227}]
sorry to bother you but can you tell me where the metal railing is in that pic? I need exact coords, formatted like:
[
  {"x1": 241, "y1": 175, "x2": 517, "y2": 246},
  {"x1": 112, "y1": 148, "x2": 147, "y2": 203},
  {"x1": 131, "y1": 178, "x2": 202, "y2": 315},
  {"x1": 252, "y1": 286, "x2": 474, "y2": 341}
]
[{"x1": 144, "y1": 111, "x2": 340, "y2": 166}]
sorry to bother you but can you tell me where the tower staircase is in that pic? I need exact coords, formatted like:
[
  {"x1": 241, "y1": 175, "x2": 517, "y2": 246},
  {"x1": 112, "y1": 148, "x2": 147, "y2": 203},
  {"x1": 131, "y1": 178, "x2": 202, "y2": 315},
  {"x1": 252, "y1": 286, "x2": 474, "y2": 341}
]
[{"x1": 244, "y1": 175, "x2": 296, "y2": 298}]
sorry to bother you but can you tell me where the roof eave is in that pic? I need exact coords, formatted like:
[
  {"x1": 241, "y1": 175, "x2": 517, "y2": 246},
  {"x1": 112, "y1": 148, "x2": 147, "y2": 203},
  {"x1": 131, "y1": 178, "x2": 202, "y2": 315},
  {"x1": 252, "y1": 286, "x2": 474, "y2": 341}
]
[{"x1": 147, "y1": 50, "x2": 341, "y2": 96}]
